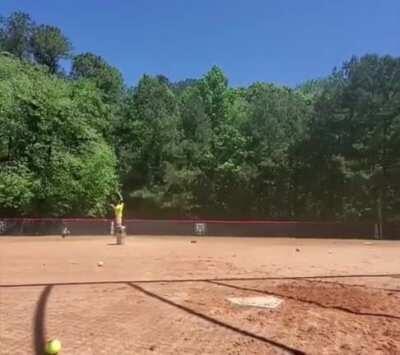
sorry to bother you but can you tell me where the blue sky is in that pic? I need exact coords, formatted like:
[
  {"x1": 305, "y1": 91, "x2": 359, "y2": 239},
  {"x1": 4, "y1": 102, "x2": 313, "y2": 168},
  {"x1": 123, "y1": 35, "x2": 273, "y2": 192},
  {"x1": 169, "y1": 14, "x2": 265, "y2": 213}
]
[{"x1": 1, "y1": 1, "x2": 399, "y2": 87}]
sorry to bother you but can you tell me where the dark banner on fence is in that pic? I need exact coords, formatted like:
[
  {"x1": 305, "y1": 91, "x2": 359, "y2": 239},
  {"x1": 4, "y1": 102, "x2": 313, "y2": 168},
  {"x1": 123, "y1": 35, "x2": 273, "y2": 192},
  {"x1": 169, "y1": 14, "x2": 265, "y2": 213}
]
[
  {"x1": 0, "y1": 218, "x2": 110, "y2": 236},
  {"x1": 0, "y1": 218, "x2": 399, "y2": 239},
  {"x1": 124, "y1": 219, "x2": 377, "y2": 238}
]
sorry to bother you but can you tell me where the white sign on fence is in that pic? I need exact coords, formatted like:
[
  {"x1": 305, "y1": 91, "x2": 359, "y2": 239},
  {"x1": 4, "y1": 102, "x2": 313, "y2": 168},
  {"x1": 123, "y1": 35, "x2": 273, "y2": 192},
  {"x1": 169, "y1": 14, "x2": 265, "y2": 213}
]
[{"x1": 194, "y1": 223, "x2": 206, "y2": 236}]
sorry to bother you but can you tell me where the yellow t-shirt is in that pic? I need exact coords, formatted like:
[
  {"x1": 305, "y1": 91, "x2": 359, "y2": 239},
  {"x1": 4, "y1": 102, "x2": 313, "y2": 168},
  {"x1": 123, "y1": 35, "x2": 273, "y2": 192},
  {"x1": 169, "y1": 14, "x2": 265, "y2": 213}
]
[{"x1": 114, "y1": 203, "x2": 124, "y2": 225}]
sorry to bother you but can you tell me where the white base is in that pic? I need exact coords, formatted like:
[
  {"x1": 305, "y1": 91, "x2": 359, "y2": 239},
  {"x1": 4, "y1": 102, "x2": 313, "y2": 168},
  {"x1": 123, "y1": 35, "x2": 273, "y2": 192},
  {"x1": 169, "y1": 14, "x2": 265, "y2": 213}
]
[{"x1": 227, "y1": 296, "x2": 283, "y2": 309}]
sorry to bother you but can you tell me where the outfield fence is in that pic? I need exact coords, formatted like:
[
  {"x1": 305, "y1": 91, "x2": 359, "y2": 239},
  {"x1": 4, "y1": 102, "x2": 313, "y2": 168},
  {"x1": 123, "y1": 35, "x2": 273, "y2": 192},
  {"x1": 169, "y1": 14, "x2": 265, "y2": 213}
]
[{"x1": 0, "y1": 218, "x2": 399, "y2": 239}]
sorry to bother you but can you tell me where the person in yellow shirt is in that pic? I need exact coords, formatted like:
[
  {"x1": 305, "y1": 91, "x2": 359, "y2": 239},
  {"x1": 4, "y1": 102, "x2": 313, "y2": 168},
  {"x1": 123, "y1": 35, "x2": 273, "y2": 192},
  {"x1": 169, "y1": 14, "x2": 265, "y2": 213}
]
[{"x1": 111, "y1": 194, "x2": 124, "y2": 233}]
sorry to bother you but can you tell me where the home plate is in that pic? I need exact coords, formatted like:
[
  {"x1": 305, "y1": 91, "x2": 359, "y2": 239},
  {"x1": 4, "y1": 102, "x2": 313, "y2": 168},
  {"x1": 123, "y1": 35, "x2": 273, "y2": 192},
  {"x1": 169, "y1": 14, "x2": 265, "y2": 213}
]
[{"x1": 227, "y1": 296, "x2": 283, "y2": 309}]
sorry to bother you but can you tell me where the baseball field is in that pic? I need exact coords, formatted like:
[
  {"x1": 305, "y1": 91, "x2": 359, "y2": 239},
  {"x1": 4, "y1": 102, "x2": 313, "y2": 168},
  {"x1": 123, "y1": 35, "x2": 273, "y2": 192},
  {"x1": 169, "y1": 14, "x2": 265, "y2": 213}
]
[{"x1": 1, "y1": 236, "x2": 399, "y2": 354}]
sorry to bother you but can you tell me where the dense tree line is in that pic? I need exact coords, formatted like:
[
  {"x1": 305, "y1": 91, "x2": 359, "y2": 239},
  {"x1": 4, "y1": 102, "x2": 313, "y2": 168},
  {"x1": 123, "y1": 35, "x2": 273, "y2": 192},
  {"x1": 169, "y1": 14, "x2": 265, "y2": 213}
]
[{"x1": 0, "y1": 12, "x2": 399, "y2": 222}]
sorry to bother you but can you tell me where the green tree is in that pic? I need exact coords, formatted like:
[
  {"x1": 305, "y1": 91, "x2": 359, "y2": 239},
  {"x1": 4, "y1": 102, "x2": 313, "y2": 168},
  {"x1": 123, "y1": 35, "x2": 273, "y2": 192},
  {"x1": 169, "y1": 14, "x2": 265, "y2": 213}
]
[
  {"x1": 339, "y1": 55, "x2": 400, "y2": 221},
  {"x1": 170, "y1": 78, "x2": 200, "y2": 96},
  {"x1": 165, "y1": 84, "x2": 213, "y2": 215},
  {"x1": 0, "y1": 11, "x2": 34, "y2": 59},
  {"x1": 0, "y1": 164, "x2": 37, "y2": 214},
  {"x1": 71, "y1": 52, "x2": 124, "y2": 103},
  {"x1": 0, "y1": 53, "x2": 118, "y2": 216},
  {"x1": 117, "y1": 75, "x2": 181, "y2": 215},
  {"x1": 243, "y1": 83, "x2": 312, "y2": 217},
  {"x1": 169, "y1": 70, "x2": 251, "y2": 217},
  {"x1": 301, "y1": 54, "x2": 400, "y2": 221},
  {"x1": 198, "y1": 66, "x2": 229, "y2": 127},
  {"x1": 31, "y1": 25, "x2": 71, "y2": 73}
]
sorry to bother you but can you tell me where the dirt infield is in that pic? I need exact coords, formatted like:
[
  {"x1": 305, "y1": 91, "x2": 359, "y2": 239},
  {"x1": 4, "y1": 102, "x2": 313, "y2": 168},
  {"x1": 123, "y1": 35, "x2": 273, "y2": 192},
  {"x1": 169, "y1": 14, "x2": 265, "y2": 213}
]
[{"x1": 1, "y1": 236, "x2": 400, "y2": 354}]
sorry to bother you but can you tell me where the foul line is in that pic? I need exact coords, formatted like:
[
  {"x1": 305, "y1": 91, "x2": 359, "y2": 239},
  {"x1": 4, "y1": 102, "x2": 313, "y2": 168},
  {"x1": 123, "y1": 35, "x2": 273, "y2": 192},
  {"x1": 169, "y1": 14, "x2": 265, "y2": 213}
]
[{"x1": 2, "y1": 273, "x2": 400, "y2": 289}]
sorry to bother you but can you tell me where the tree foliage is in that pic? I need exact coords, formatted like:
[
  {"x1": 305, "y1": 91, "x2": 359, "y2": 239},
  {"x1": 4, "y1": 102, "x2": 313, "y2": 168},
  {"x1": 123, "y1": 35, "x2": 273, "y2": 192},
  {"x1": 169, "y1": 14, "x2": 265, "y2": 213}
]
[
  {"x1": 0, "y1": 11, "x2": 399, "y2": 222},
  {"x1": 0, "y1": 11, "x2": 72, "y2": 74},
  {"x1": 0, "y1": 11, "x2": 34, "y2": 59},
  {"x1": 31, "y1": 24, "x2": 71, "y2": 73},
  {"x1": 0, "y1": 54, "x2": 118, "y2": 216},
  {"x1": 301, "y1": 55, "x2": 400, "y2": 221},
  {"x1": 71, "y1": 52, "x2": 124, "y2": 103}
]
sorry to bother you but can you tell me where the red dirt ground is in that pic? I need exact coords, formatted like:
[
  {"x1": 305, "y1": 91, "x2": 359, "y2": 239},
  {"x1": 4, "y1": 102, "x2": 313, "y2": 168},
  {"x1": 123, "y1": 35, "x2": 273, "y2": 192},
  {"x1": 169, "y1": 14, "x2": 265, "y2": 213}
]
[{"x1": 1, "y1": 236, "x2": 400, "y2": 354}]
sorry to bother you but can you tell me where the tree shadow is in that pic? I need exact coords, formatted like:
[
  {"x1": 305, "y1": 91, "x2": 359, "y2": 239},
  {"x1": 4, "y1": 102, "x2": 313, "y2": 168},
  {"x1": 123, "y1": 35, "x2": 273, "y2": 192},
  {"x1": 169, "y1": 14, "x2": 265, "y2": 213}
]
[
  {"x1": 33, "y1": 285, "x2": 53, "y2": 355},
  {"x1": 25, "y1": 274, "x2": 400, "y2": 355}
]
